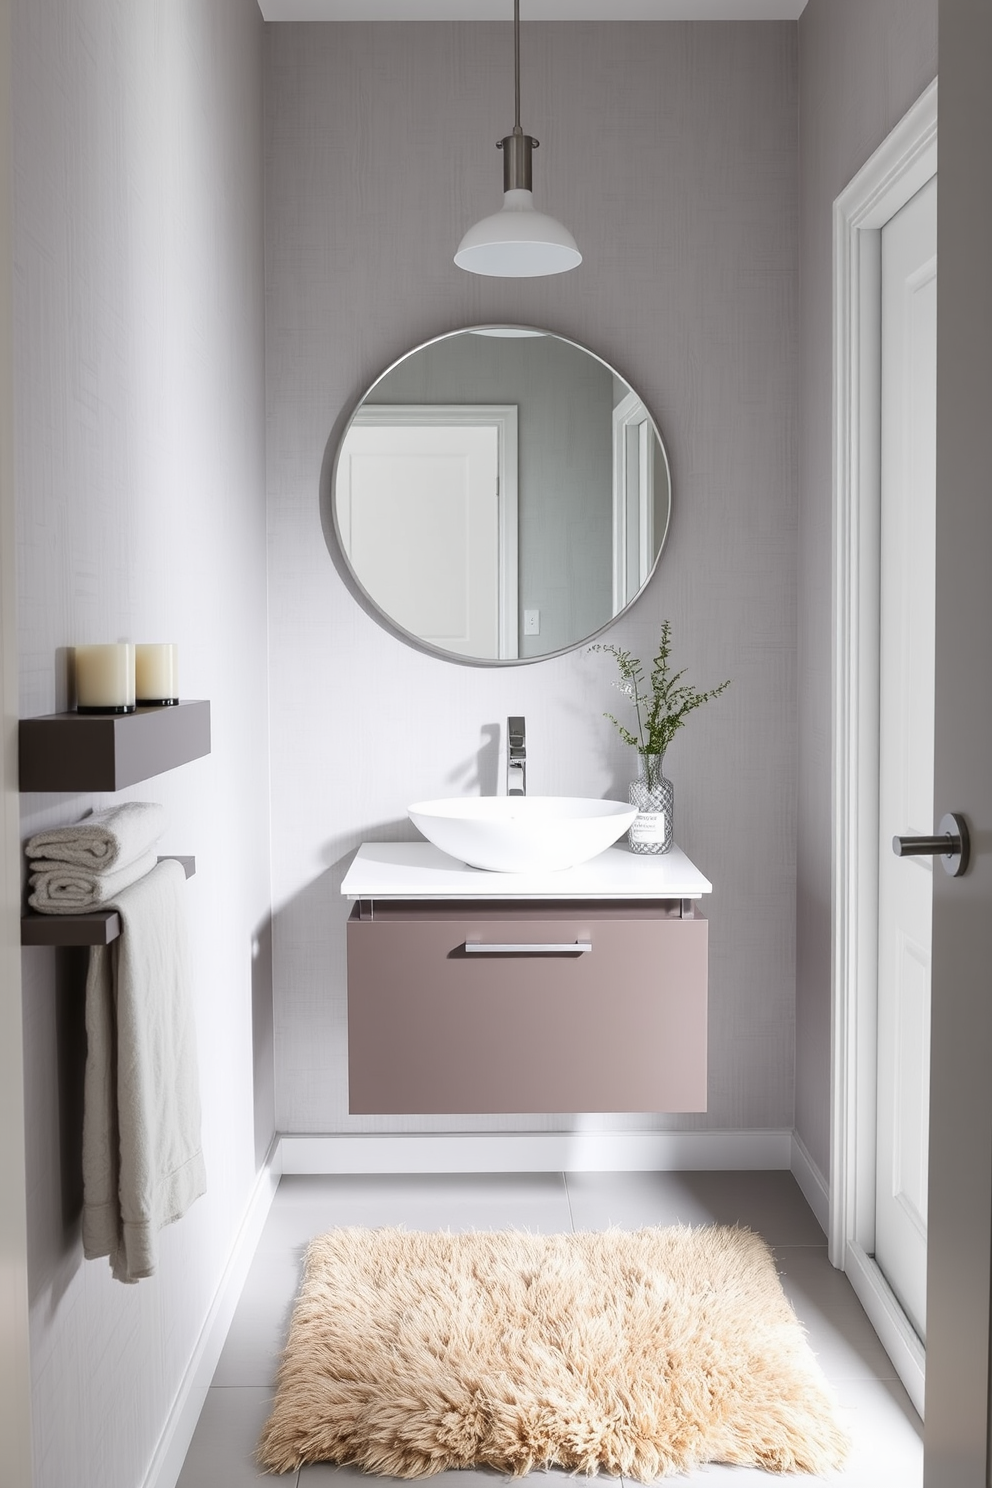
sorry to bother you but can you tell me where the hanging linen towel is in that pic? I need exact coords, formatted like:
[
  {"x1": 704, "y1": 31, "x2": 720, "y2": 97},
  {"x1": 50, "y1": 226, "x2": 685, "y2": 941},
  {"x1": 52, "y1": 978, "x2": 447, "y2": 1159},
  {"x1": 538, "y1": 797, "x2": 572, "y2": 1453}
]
[
  {"x1": 28, "y1": 849, "x2": 159, "y2": 913},
  {"x1": 26, "y1": 801, "x2": 166, "y2": 872},
  {"x1": 82, "y1": 858, "x2": 206, "y2": 1284}
]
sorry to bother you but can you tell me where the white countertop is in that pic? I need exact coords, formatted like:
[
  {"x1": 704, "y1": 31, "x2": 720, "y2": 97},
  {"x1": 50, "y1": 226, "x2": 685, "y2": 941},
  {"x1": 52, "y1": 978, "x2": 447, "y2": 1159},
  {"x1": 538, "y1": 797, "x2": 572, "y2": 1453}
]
[{"x1": 341, "y1": 841, "x2": 712, "y2": 900}]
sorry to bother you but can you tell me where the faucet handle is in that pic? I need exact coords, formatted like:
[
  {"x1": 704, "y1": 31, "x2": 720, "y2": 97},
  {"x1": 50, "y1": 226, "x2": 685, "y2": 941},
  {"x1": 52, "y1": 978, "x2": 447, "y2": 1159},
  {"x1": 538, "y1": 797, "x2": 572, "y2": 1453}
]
[{"x1": 507, "y1": 716, "x2": 525, "y2": 751}]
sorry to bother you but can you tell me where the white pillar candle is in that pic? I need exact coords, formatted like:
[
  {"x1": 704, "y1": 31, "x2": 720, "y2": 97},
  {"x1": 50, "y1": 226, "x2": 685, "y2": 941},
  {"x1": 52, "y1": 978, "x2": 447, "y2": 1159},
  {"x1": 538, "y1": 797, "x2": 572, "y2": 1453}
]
[
  {"x1": 74, "y1": 643, "x2": 136, "y2": 713},
  {"x1": 135, "y1": 643, "x2": 179, "y2": 705}
]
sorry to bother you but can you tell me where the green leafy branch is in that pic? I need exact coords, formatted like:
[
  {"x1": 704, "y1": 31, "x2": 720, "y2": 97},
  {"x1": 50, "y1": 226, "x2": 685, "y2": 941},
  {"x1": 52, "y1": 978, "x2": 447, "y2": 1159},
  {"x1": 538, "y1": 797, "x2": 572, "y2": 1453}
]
[{"x1": 589, "y1": 620, "x2": 730, "y2": 758}]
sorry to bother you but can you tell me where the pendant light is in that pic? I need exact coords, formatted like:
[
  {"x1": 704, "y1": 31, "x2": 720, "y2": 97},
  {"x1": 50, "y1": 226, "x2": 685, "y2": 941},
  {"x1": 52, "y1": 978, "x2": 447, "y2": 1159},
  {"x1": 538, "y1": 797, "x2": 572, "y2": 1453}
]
[{"x1": 454, "y1": 0, "x2": 581, "y2": 278}]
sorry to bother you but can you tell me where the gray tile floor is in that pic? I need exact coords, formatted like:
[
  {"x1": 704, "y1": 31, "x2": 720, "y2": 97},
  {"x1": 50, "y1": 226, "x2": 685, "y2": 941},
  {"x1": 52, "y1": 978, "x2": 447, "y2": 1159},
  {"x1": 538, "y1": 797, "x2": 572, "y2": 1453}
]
[{"x1": 176, "y1": 1171, "x2": 922, "y2": 1487}]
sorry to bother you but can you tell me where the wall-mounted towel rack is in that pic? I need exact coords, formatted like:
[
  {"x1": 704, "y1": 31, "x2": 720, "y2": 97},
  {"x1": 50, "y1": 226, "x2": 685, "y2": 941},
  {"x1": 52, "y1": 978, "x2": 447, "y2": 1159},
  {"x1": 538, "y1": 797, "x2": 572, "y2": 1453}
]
[
  {"x1": 19, "y1": 700, "x2": 210, "y2": 792},
  {"x1": 21, "y1": 856, "x2": 196, "y2": 946}
]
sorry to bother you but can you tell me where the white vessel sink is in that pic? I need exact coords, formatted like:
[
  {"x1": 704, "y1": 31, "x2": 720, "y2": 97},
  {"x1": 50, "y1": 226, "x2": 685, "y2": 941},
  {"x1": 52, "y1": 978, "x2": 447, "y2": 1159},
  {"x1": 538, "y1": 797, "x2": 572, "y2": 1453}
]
[{"x1": 407, "y1": 795, "x2": 637, "y2": 873}]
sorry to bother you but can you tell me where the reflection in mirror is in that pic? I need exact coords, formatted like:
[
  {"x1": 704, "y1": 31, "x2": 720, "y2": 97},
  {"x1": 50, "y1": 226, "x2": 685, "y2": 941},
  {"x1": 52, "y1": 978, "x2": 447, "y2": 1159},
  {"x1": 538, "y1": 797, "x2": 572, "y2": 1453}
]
[{"x1": 332, "y1": 327, "x2": 671, "y2": 664}]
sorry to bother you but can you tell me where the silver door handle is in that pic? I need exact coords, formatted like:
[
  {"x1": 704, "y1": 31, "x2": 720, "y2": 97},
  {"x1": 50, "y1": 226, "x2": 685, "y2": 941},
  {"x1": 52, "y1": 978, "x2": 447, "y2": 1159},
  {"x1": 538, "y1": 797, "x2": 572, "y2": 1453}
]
[
  {"x1": 892, "y1": 812, "x2": 970, "y2": 877},
  {"x1": 464, "y1": 941, "x2": 592, "y2": 955}
]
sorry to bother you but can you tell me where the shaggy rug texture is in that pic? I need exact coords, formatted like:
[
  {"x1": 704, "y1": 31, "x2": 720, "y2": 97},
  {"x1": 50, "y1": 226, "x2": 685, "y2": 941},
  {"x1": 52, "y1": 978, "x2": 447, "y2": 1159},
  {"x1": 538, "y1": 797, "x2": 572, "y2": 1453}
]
[{"x1": 257, "y1": 1226, "x2": 850, "y2": 1479}]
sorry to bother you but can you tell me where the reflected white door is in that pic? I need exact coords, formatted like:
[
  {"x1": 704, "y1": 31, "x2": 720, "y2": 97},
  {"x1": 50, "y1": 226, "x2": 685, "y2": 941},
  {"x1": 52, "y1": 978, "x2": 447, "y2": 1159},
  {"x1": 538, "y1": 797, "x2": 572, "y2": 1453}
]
[
  {"x1": 338, "y1": 422, "x2": 501, "y2": 658},
  {"x1": 875, "y1": 174, "x2": 937, "y2": 1343}
]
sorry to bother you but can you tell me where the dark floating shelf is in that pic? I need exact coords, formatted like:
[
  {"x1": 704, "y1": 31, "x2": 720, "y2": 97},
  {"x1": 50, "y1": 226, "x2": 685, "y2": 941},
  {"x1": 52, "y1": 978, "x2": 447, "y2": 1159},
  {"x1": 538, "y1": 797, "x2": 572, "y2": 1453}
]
[
  {"x1": 21, "y1": 856, "x2": 196, "y2": 947},
  {"x1": 19, "y1": 700, "x2": 211, "y2": 793},
  {"x1": 21, "y1": 909, "x2": 122, "y2": 947}
]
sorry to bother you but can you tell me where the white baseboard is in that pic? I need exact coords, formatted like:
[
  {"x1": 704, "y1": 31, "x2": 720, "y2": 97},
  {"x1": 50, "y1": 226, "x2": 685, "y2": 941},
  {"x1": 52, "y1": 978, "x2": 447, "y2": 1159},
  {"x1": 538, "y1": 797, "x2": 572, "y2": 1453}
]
[
  {"x1": 789, "y1": 1130, "x2": 830, "y2": 1238},
  {"x1": 278, "y1": 1129, "x2": 794, "y2": 1175},
  {"x1": 844, "y1": 1241, "x2": 925, "y2": 1419},
  {"x1": 142, "y1": 1140, "x2": 283, "y2": 1488}
]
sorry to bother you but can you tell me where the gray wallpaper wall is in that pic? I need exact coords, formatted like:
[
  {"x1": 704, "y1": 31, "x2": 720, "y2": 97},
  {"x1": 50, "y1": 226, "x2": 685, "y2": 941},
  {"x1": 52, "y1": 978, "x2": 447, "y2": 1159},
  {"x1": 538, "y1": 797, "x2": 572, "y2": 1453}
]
[
  {"x1": 795, "y1": 0, "x2": 938, "y2": 1182},
  {"x1": 265, "y1": 21, "x2": 800, "y2": 1138},
  {"x1": 13, "y1": 2, "x2": 269, "y2": 1485}
]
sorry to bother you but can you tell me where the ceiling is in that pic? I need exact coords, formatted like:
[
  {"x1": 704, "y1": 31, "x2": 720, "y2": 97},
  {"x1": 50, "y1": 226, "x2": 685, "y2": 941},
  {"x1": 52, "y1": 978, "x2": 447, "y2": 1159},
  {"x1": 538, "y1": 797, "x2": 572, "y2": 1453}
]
[{"x1": 260, "y1": 2, "x2": 809, "y2": 19}]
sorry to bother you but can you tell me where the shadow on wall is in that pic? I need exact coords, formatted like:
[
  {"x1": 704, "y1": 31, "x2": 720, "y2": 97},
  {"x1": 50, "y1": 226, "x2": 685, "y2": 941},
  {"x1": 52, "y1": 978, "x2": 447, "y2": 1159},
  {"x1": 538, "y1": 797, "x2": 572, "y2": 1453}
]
[
  {"x1": 55, "y1": 949, "x2": 87, "y2": 1232},
  {"x1": 252, "y1": 917, "x2": 275, "y2": 1168},
  {"x1": 442, "y1": 723, "x2": 500, "y2": 797},
  {"x1": 21, "y1": 944, "x2": 91, "y2": 1323}
]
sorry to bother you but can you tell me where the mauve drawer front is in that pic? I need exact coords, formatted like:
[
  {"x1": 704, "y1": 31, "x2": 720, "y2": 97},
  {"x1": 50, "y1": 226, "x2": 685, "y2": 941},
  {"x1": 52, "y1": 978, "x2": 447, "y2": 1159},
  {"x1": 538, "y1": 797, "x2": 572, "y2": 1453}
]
[{"x1": 347, "y1": 913, "x2": 707, "y2": 1115}]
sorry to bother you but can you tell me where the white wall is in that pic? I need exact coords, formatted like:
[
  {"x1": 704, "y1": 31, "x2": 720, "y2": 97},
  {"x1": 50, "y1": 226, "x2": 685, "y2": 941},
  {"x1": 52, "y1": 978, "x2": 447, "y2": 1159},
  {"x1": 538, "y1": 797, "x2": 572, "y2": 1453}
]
[
  {"x1": 265, "y1": 22, "x2": 800, "y2": 1138},
  {"x1": 795, "y1": 0, "x2": 937, "y2": 1181},
  {"x1": 0, "y1": 0, "x2": 34, "y2": 1478},
  {"x1": 12, "y1": 3, "x2": 269, "y2": 1485}
]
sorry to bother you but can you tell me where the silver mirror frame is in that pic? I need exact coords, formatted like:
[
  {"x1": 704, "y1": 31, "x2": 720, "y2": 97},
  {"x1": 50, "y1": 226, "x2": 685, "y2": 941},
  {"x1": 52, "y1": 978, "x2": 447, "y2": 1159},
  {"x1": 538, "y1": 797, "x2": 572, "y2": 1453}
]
[{"x1": 328, "y1": 325, "x2": 672, "y2": 667}]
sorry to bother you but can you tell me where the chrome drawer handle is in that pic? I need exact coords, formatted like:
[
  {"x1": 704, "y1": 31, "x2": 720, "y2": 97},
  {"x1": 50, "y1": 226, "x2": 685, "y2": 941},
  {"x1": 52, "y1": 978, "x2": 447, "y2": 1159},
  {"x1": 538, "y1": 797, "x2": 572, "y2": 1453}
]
[{"x1": 464, "y1": 941, "x2": 592, "y2": 955}]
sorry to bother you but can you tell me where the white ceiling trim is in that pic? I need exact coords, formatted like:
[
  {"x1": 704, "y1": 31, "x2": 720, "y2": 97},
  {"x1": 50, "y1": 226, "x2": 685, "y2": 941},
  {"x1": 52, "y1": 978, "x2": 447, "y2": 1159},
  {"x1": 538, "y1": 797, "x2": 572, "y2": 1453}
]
[{"x1": 260, "y1": 2, "x2": 808, "y2": 20}]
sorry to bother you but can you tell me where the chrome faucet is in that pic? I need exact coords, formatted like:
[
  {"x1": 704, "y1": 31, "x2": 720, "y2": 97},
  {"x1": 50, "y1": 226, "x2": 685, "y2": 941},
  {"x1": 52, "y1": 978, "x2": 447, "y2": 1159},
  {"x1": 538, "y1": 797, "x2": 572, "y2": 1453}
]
[{"x1": 506, "y1": 716, "x2": 526, "y2": 796}]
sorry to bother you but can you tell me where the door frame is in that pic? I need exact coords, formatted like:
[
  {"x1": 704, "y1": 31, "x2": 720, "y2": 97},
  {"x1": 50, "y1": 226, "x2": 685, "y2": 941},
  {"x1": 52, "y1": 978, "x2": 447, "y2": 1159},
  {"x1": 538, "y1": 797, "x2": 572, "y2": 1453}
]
[
  {"x1": 350, "y1": 404, "x2": 519, "y2": 660},
  {"x1": 830, "y1": 77, "x2": 937, "y2": 1420},
  {"x1": 611, "y1": 390, "x2": 655, "y2": 613}
]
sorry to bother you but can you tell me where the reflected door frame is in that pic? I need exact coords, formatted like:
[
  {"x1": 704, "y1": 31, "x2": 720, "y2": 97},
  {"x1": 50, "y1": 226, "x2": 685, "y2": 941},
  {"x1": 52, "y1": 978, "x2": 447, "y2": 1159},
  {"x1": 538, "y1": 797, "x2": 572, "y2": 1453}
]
[
  {"x1": 349, "y1": 405, "x2": 519, "y2": 660},
  {"x1": 612, "y1": 391, "x2": 656, "y2": 613},
  {"x1": 830, "y1": 77, "x2": 937, "y2": 1420}
]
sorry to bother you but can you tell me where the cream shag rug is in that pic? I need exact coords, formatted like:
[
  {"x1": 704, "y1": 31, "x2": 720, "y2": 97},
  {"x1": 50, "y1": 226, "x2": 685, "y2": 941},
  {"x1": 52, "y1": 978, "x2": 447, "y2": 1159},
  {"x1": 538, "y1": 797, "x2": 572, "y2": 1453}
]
[{"x1": 257, "y1": 1226, "x2": 849, "y2": 1480}]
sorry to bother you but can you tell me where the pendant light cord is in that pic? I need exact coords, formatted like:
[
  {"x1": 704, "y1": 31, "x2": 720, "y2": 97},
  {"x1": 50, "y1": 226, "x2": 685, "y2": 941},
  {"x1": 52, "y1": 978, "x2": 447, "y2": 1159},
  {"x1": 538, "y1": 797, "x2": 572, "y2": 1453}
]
[
  {"x1": 514, "y1": 0, "x2": 521, "y2": 133},
  {"x1": 496, "y1": 0, "x2": 536, "y2": 191}
]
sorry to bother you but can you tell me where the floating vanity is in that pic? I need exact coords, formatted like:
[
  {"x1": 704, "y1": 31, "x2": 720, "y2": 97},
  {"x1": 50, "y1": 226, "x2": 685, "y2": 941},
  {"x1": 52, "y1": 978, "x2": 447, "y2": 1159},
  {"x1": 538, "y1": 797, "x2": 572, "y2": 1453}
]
[{"x1": 341, "y1": 841, "x2": 711, "y2": 1117}]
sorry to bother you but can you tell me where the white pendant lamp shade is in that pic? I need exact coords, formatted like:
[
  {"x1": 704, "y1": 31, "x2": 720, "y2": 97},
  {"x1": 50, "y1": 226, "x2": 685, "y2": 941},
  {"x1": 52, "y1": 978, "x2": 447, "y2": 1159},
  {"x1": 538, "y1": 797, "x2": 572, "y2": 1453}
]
[
  {"x1": 455, "y1": 1, "x2": 580, "y2": 278},
  {"x1": 455, "y1": 189, "x2": 581, "y2": 278}
]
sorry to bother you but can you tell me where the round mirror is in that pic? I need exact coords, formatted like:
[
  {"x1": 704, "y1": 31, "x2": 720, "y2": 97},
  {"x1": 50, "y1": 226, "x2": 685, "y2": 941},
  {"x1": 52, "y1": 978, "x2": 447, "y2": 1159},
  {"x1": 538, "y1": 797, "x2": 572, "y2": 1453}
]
[{"x1": 332, "y1": 326, "x2": 671, "y2": 664}]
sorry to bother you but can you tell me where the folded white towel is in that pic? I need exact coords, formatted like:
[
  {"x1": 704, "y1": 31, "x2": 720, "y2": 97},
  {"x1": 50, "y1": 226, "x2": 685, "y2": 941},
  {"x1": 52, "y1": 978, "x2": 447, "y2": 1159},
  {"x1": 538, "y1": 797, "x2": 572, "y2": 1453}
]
[
  {"x1": 82, "y1": 859, "x2": 206, "y2": 1283},
  {"x1": 28, "y1": 850, "x2": 159, "y2": 913},
  {"x1": 25, "y1": 801, "x2": 167, "y2": 872}
]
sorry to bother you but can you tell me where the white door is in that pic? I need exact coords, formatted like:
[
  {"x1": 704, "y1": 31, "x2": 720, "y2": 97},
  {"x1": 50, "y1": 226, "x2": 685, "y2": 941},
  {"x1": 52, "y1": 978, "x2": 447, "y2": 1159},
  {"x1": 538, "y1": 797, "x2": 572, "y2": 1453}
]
[
  {"x1": 874, "y1": 176, "x2": 938, "y2": 1344},
  {"x1": 337, "y1": 421, "x2": 501, "y2": 658},
  {"x1": 924, "y1": 3, "x2": 992, "y2": 1476}
]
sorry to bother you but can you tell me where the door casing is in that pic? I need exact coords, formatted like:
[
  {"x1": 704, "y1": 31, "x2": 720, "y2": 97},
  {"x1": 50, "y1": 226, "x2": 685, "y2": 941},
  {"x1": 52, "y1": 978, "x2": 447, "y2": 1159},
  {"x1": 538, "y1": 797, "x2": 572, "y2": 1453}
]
[{"x1": 830, "y1": 77, "x2": 937, "y2": 1420}]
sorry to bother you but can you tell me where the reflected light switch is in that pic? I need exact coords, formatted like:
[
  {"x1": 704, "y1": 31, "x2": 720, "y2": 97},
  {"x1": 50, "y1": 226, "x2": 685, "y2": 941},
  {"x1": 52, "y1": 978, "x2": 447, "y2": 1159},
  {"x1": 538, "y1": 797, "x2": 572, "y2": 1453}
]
[{"x1": 523, "y1": 609, "x2": 540, "y2": 636}]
